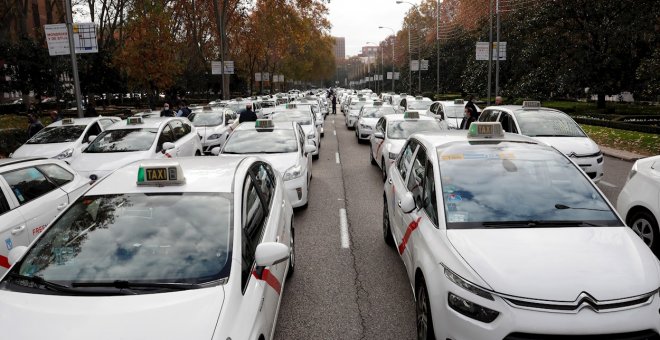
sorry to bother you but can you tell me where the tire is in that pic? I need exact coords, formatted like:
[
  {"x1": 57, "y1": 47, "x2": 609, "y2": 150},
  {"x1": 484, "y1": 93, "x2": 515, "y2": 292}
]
[
  {"x1": 370, "y1": 145, "x2": 377, "y2": 165},
  {"x1": 628, "y1": 210, "x2": 660, "y2": 256},
  {"x1": 416, "y1": 279, "x2": 435, "y2": 340},
  {"x1": 195, "y1": 151, "x2": 202, "y2": 156},
  {"x1": 287, "y1": 225, "x2": 295, "y2": 278},
  {"x1": 381, "y1": 158, "x2": 387, "y2": 181},
  {"x1": 312, "y1": 153, "x2": 319, "y2": 160},
  {"x1": 383, "y1": 197, "x2": 394, "y2": 246}
]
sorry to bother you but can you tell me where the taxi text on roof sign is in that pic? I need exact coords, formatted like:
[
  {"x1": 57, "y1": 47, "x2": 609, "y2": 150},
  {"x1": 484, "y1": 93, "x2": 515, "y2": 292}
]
[
  {"x1": 522, "y1": 101, "x2": 541, "y2": 109},
  {"x1": 61, "y1": 118, "x2": 75, "y2": 125},
  {"x1": 454, "y1": 99, "x2": 465, "y2": 105},
  {"x1": 468, "y1": 122, "x2": 505, "y2": 138},
  {"x1": 255, "y1": 119, "x2": 274, "y2": 129},
  {"x1": 285, "y1": 103, "x2": 297, "y2": 109},
  {"x1": 137, "y1": 162, "x2": 186, "y2": 186},
  {"x1": 404, "y1": 111, "x2": 420, "y2": 119},
  {"x1": 127, "y1": 117, "x2": 144, "y2": 125},
  {"x1": 373, "y1": 101, "x2": 383, "y2": 106}
]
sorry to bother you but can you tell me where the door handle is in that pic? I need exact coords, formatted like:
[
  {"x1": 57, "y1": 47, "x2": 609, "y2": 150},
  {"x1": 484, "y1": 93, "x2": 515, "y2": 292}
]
[
  {"x1": 11, "y1": 225, "x2": 26, "y2": 235},
  {"x1": 276, "y1": 236, "x2": 280, "y2": 243},
  {"x1": 282, "y1": 200, "x2": 286, "y2": 208},
  {"x1": 388, "y1": 178, "x2": 393, "y2": 184},
  {"x1": 57, "y1": 203, "x2": 67, "y2": 210}
]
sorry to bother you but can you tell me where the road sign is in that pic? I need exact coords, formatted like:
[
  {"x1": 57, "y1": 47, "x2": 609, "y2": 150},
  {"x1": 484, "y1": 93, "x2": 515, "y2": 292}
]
[
  {"x1": 211, "y1": 61, "x2": 234, "y2": 75},
  {"x1": 45, "y1": 23, "x2": 98, "y2": 56},
  {"x1": 410, "y1": 60, "x2": 419, "y2": 71},
  {"x1": 255, "y1": 73, "x2": 262, "y2": 81},
  {"x1": 224, "y1": 61, "x2": 234, "y2": 74},
  {"x1": 263, "y1": 73, "x2": 270, "y2": 82},
  {"x1": 420, "y1": 59, "x2": 429, "y2": 71},
  {"x1": 476, "y1": 42, "x2": 507, "y2": 61}
]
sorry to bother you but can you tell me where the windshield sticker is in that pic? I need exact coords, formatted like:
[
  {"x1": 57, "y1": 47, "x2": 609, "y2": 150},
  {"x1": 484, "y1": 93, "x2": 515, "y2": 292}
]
[
  {"x1": 5, "y1": 238, "x2": 13, "y2": 251},
  {"x1": 499, "y1": 152, "x2": 516, "y2": 160},
  {"x1": 447, "y1": 203, "x2": 458, "y2": 212},
  {"x1": 442, "y1": 184, "x2": 457, "y2": 193},
  {"x1": 447, "y1": 193, "x2": 462, "y2": 202},
  {"x1": 441, "y1": 154, "x2": 464, "y2": 161},
  {"x1": 447, "y1": 212, "x2": 468, "y2": 223}
]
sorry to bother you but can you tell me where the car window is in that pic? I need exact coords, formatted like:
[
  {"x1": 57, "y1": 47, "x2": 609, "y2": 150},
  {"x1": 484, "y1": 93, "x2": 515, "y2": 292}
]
[
  {"x1": 407, "y1": 146, "x2": 427, "y2": 208},
  {"x1": 183, "y1": 122, "x2": 192, "y2": 134},
  {"x1": 0, "y1": 187, "x2": 10, "y2": 215},
  {"x1": 241, "y1": 176, "x2": 266, "y2": 292},
  {"x1": 423, "y1": 163, "x2": 438, "y2": 226},
  {"x1": 83, "y1": 122, "x2": 103, "y2": 143},
  {"x1": 397, "y1": 140, "x2": 417, "y2": 180},
  {"x1": 99, "y1": 119, "x2": 115, "y2": 129},
  {"x1": 170, "y1": 120, "x2": 186, "y2": 141},
  {"x1": 297, "y1": 124, "x2": 305, "y2": 155},
  {"x1": 482, "y1": 110, "x2": 500, "y2": 122},
  {"x1": 430, "y1": 103, "x2": 439, "y2": 114},
  {"x1": 251, "y1": 163, "x2": 275, "y2": 207},
  {"x1": 37, "y1": 164, "x2": 74, "y2": 187},
  {"x1": 158, "y1": 125, "x2": 175, "y2": 151},
  {"x1": 376, "y1": 117, "x2": 385, "y2": 132},
  {"x1": 499, "y1": 112, "x2": 518, "y2": 133},
  {"x1": 2, "y1": 167, "x2": 58, "y2": 205}
]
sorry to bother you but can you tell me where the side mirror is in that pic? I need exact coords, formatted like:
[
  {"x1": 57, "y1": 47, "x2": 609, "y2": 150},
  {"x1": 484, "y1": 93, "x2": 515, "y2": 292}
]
[
  {"x1": 374, "y1": 131, "x2": 384, "y2": 139},
  {"x1": 255, "y1": 242, "x2": 289, "y2": 267},
  {"x1": 162, "y1": 142, "x2": 176, "y2": 151},
  {"x1": 8, "y1": 246, "x2": 28, "y2": 266},
  {"x1": 87, "y1": 135, "x2": 97, "y2": 143},
  {"x1": 438, "y1": 110, "x2": 445, "y2": 120},
  {"x1": 398, "y1": 191, "x2": 416, "y2": 214},
  {"x1": 227, "y1": 119, "x2": 234, "y2": 125},
  {"x1": 304, "y1": 144, "x2": 317, "y2": 155},
  {"x1": 211, "y1": 147, "x2": 221, "y2": 155}
]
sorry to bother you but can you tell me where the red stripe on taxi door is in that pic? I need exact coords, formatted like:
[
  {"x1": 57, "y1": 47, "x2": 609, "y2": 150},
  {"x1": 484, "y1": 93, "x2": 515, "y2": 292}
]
[
  {"x1": 252, "y1": 268, "x2": 281, "y2": 295},
  {"x1": 0, "y1": 255, "x2": 10, "y2": 268},
  {"x1": 398, "y1": 217, "x2": 422, "y2": 255}
]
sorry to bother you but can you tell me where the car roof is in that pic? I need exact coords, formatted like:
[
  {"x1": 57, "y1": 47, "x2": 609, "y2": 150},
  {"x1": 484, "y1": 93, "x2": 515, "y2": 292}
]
[
  {"x1": 384, "y1": 113, "x2": 437, "y2": 122},
  {"x1": 107, "y1": 117, "x2": 176, "y2": 130},
  {"x1": 484, "y1": 105, "x2": 565, "y2": 115},
  {"x1": 88, "y1": 157, "x2": 248, "y2": 195},
  {"x1": 413, "y1": 130, "x2": 541, "y2": 148},
  {"x1": 0, "y1": 157, "x2": 47, "y2": 168},
  {"x1": 233, "y1": 121, "x2": 295, "y2": 131},
  {"x1": 47, "y1": 117, "x2": 116, "y2": 127}
]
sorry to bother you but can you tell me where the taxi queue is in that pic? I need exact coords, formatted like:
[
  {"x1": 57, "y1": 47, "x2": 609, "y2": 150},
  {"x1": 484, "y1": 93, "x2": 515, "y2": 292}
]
[{"x1": 1, "y1": 88, "x2": 660, "y2": 340}]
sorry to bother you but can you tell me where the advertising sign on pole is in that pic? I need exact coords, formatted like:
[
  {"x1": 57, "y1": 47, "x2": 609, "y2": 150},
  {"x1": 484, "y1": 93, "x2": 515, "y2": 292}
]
[
  {"x1": 255, "y1": 73, "x2": 262, "y2": 81},
  {"x1": 394, "y1": 72, "x2": 400, "y2": 80},
  {"x1": 45, "y1": 23, "x2": 98, "y2": 56},
  {"x1": 476, "y1": 42, "x2": 507, "y2": 61},
  {"x1": 224, "y1": 61, "x2": 235, "y2": 74},
  {"x1": 387, "y1": 72, "x2": 393, "y2": 80},
  {"x1": 410, "y1": 60, "x2": 419, "y2": 72},
  {"x1": 420, "y1": 60, "x2": 429, "y2": 71},
  {"x1": 262, "y1": 73, "x2": 270, "y2": 82}
]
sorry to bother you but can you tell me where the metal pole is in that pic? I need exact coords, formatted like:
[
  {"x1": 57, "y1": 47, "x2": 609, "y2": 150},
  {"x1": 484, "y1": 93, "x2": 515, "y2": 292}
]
[
  {"x1": 495, "y1": 0, "x2": 500, "y2": 98},
  {"x1": 418, "y1": 33, "x2": 421, "y2": 94},
  {"x1": 381, "y1": 46, "x2": 384, "y2": 93},
  {"x1": 436, "y1": 0, "x2": 440, "y2": 95},
  {"x1": 392, "y1": 37, "x2": 395, "y2": 91},
  {"x1": 65, "y1": 0, "x2": 83, "y2": 118},
  {"x1": 487, "y1": 0, "x2": 493, "y2": 105},
  {"x1": 408, "y1": 28, "x2": 412, "y2": 94}
]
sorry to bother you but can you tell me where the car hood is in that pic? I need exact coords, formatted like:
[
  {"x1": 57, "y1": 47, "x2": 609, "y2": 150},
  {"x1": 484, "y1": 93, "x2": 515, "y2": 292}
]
[
  {"x1": 301, "y1": 125, "x2": 316, "y2": 137},
  {"x1": 447, "y1": 227, "x2": 660, "y2": 301},
  {"x1": 386, "y1": 139, "x2": 406, "y2": 155},
  {"x1": 532, "y1": 136, "x2": 600, "y2": 156},
  {"x1": 12, "y1": 142, "x2": 77, "y2": 158},
  {"x1": 70, "y1": 151, "x2": 153, "y2": 172},
  {"x1": 0, "y1": 286, "x2": 224, "y2": 340},
  {"x1": 359, "y1": 118, "x2": 379, "y2": 128},
  {"x1": 196, "y1": 126, "x2": 225, "y2": 142},
  {"x1": 245, "y1": 152, "x2": 299, "y2": 173}
]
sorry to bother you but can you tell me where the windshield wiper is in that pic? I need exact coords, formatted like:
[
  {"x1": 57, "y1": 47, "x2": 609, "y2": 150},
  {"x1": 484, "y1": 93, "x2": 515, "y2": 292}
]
[
  {"x1": 555, "y1": 203, "x2": 610, "y2": 212},
  {"x1": 6, "y1": 273, "x2": 78, "y2": 293},
  {"x1": 71, "y1": 280, "x2": 201, "y2": 291},
  {"x1": 482, "y1": 220, "x2": 602, "y2": 228}
]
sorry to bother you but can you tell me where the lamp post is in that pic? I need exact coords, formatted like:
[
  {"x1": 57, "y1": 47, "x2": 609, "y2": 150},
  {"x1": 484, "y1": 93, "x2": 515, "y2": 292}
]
[
  {"x1": 378, "y1": 26, "x2": 396, "y2": 92},
  {"x1": 367, "y1": 42, "x2": 383, "y2": 93},
  {"x1": 396, "y1": 0, "x2": 421, "y2": 94}
]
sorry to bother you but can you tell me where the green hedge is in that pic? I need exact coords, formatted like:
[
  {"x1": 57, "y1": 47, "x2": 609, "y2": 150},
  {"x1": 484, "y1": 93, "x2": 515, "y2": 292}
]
[
  {"x1": 573, "y1": 118, "x2": 660, "y2": 134},
  {"x1": 0, "y1": 128, "x2": 28, "y2": 157}
]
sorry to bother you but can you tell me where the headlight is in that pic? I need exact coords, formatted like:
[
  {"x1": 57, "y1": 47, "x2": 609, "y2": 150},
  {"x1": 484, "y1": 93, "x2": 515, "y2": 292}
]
[
  {"x1": 626, "y1": 161, "x2": 638, "y2": 183},
  {"x1": 53, "y1": 148, "x2": 73, "y2": 160},
  {"x1": 283, "y1": 164, "x2": 303, "y2": 181},
  {"x1": 207, "y1": 134, "x2": 223, "y2": 140},
  {"x1": 307, "y1": 133, "x2": 316, "y2": 139},
  {"x1": 447, "y1": 293, "x2": 499, "y2": 323},
  {"x1": 388, "y1": 152, "x2": 398, "y2": 160},
  {"x1": 444, "y1": 266, "x2": 494, "y2": 300},
  {"x1": 359, "y1": 124, "x2": 370, "y2": 130}
]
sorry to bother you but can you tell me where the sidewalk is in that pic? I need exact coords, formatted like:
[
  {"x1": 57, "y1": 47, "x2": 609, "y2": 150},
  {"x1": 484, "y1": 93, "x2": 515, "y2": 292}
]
[{"x1": 600, "y1": 145, "x2": 646, "y2": 162}]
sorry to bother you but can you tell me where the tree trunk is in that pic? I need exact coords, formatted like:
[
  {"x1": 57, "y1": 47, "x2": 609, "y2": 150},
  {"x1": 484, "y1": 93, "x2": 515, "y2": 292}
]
[{"x1": 597, "y1": 93, "x2": 605, "y2": 109}]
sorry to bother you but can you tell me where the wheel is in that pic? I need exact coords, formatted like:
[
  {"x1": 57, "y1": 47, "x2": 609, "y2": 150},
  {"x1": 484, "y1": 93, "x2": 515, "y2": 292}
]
[
  {"x1": 195, "y1": 150, "x2": 202, "y2": 156},
  {"x1": 628, "y1": 210, "x2": 660, "y2": 256},
  {"x1": 312, "y1": 153, "x2": 319, "y2": 160},
  {"x1": 287, "y1": 225, "x2": 295, "y2": 278},
  {"x1": 381, "y1": 158, "x2": 387, "y2": 181},
  {"x1": 416, "y1": 279, "x2": 435, "y2": 340},
  {"x1": 370, "y1": 145, "x2": 377, "y2": 165},
  {"x1": 383, "y1": 197, "x2": 394, "y2": 246}
]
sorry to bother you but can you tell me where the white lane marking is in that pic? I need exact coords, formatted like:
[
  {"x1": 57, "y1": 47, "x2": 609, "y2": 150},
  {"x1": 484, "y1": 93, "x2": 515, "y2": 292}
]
[
  {"x1": 339, "y1": 208, "x2": 350, "y2": 248},
  {"x1": 335, "y1": 152, "x2": 340, "y2": 164},
  {"x1": 599, "y1": 181, "x2": 617, "y2": 188},
  {"x1": 333, "y1": 130, "x2": 337, "y2": 136}
]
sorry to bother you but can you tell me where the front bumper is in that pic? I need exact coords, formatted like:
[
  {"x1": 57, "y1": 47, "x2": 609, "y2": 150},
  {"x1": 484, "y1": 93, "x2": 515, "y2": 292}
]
[
  {"x1": 347, "y1": 116, "x2": 358, "y2": 128},
  {"x1": 570, "y1": 154, "x2": 604, "y2": 183},
  {"x1": 358, "y1": 127, "x2": 373, "y2": 140},
  {"x1": 202, "y1": 139, "x2": 224, "y2": 154},
  {"x1": 284, "y1": 174, "x2": 308, "y2": 208}
]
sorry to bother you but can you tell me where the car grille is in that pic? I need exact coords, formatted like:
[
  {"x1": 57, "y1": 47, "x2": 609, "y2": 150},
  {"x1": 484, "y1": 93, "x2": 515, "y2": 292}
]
[
  {"x1": 503, "y1": 291, "x2": 655, "y2": 313},
  {"x1": 587, "y1": 172, "x2": 597, "y2": 179},
  {"x1": 503, "y1": 330, "x2": 660, "y2": 340},
  {"x1": 570, "y1": 151, "x2": 603, "y2": 158}
]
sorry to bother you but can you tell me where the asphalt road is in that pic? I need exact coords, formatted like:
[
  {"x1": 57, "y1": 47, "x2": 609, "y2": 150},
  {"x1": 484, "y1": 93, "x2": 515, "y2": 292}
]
[{"x1": 275, "y1": 112, "x2": 634, "y2": 340}]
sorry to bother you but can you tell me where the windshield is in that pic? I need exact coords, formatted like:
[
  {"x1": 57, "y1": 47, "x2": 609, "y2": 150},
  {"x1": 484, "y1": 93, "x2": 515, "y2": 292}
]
[
  {"x1": 443, "y1": 106, "x2": 465, "y2": 118},
  {"x1": 271, "y1": 111, "x2": 312, "y2": 125},
  {"x1": 85, "y1": 128, "x2": 157, "y2": 153},
  {"x1": 387, "y1": 120, "x2": 446, "y2": 139},
  {"x1": 26, "y1": 126, "x2": 86, "y2": 144},
  {"x1": 261, "y1": 101, "x2": 276, "y2": 108},
  {"x1": 223, "y1": 129, "x2": 298, "y2": 154},
  {"x1": 226, "y1": 102, "x2": 246, "y2": 112},
  {"x1": 4, "y1": 193, "x2": 232, "y2": 292},
  {"x1": 189, "y1": 111, "x2": 223, "y2": 126},
  {"x1": 350, "y1": 102, "x2": 369, "y2": 110},
  {"x1": 516, "y1": 111, "x2": 586, "y2": 137},
  {"x1": 408, "y1": 100, "x2": 432, "y2": 110},
  {"x1": 361, "y1": 107, "x2": 397, "y2": 118},
  {"x1": 437, "y1": 143, "x2": 619, "y2": 229}
]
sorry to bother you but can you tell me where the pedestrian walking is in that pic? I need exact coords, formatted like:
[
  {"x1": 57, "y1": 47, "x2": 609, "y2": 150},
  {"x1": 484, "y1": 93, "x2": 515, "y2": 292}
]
[
  {"x1": 49, "y1": 110, "x2": 61, "y2": 122},
  {"x1": 465, "y1": 95, "x2": 479, "y2": 120},
  {"x1": 27, "y1": 114, "x2": 44, "y2": 138},
  {"x1": 495, "y1": 96, "x2": 503, "y2": 105},
  {"x1": 178, "y1": 101, "x2": 192, "y2": 118},
  {"x1": 459, "y1": 106, "x2": 477, "y2": 130},
  {"x1": 331, "y1": 94, "x2": 337, "y2": 115},
  {"x1": 160, "y1": 103, "x2": 174, "y2": 117},
  {"x1": 84, "y1": 103, "x2": 97, "y2": 117},
  {"x1": 239, "y1": 103, "x2": 258, "y2": 123}
]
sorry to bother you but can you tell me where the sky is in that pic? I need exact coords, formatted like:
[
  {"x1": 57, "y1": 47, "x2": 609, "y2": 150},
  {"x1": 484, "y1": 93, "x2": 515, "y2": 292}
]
[{"x1": 327, "y1": 0, "x2": 422, "y2": 56}]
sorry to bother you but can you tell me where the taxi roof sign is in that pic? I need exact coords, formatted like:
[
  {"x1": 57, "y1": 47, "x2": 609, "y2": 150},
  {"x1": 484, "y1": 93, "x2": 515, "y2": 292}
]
[
  {"x1": 359, "y1": 98, "x2": 367, "y2": 101},
  {"x1": 61, "y1": 118, "x2": 75, "y2": 125},
  {"x1": 403, "y1": 111, "x2": 420, "y2": 119},
  {"x1": 255, "y1": 119, "x2": 275, "y2": 129},
  {"x1": 285, "y1": 103, "x2": 297, "y2": 109},
  {"x1": 454, "y1": 99, "x2": 465, "y2": 105},
  {"x1": 415, "y1": 96, "x2": 424, "y2": 100},
  {"x1": 522, "y1": 101, "x2": 541, "y2": 109},
  {"x1": 468, "y1": 122, "x2": 504, "y2": 139},
  {"x1": 137, "y1": 162, "x2": 185, "y2": 186},
  {"x1": 373, "y1": 101, "x2": 383, "y2": 106},
  {"x1": 127, "y1": 117, "x2": 144, "y2": 125}
]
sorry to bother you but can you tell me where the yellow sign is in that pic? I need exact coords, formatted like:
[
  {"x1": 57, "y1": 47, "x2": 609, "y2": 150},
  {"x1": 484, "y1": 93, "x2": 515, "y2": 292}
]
[{"x1": 146, "y1": 168, "x2": 168, "y2": 181}]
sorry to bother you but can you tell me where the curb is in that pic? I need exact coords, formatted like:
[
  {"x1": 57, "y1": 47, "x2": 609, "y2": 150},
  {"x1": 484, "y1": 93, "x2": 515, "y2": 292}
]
[{"x1": 600, "y1": 146, "x2": 646, "y2": 162}]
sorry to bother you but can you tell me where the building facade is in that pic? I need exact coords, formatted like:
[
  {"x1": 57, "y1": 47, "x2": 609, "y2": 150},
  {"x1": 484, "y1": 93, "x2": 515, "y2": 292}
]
[{"x1": 333, "y1": 37, "x2": 345, "y2": 62}]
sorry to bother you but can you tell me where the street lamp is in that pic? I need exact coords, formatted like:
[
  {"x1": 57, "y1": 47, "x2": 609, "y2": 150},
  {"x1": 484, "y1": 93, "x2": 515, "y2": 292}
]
[
  {"x1": 378, "y1": 26, "x2": 396, "y2": 92},
  {"x1": 367, "y1": 42, "x2": 383, "y2": 93},
  {"x1": 396, "y1": 0, "x2": 421, "y2": 94}
]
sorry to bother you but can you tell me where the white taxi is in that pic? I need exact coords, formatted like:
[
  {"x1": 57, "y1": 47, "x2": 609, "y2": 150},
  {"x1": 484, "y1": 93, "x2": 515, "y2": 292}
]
[
  {"x1": 0, "y1": 158, "x2": 294, "y2": 340},
  {"x1": 188, "y1": 107, "x2": 238, "y2": 154},
  {"x1": 292, "y1": 100, "x2": 325, "y2": 137},
  {"x1": 369, "y1": 112, "x2": 445, "y2": 180},
  {"x1": 354, "y1": 102, "x2": 399, "y2": 143},
  {"x1": 10, "y1": 117, "x2": 120, "y2": 161},
  {"x1": 384, "y1": 122, "x2": 660, "y2": 339},
  {"x1": 425, "y1": 99, "x2": 479, "y2": 129},
  {"x1": 0, "y1": 158, "x2": 90, "y2": 274},
  {"x1": 345, "y1": 97, "x2": 373, "y2": 129},
  {"x1": 478, "y1": 101, "x2": 604, "y2": 182},
  {"x1": 69, "y1": 117, "x2": 202, "y2": 180},
  {"x1": 617, "y1": 155, "x2": 660, "y2": 258},
  {"x1": 218, "y1": 119, "x2": 315, "y2": 208},
  {"x1": 399, "y1": 96, "x2": 432, "y2": 116},
  {"x1": 270, "y1": 108, "x2": 321, "y2": 160}
]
